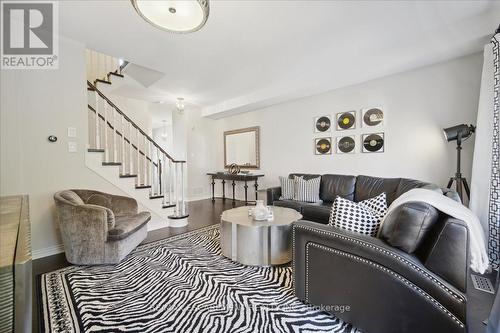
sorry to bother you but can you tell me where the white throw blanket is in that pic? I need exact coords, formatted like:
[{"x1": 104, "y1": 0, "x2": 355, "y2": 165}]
[{"x1": 379, "y1": 189, "x2": 489, "y2": 274}]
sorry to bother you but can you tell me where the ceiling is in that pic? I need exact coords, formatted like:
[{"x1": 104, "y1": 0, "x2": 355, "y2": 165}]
[{"x1": 60, "y1": 1, "x2": 500, "y2": 118}]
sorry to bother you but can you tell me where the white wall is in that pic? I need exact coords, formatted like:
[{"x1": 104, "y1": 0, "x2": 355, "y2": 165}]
[
  {"x1": 0, "y1": 37, "x2": 135, "y2": 257},
  {"x1": 152, "y1": 126, "x2": 173, "y2": 153},
  {"x1": 172, "y1": 108, "x2": 217, "y2": 201},
  {"x1": 211, "y1": 53, "x2": 483, "y2": 199},
  {"x1": 150, "y1": 104, "x2": 174, "y2": 153},
  {"x1": 106, "y1": 93, "x2": 153, "y2": 135}
]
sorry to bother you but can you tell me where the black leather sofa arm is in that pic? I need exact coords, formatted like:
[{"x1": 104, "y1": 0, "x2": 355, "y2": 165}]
[
  {"x1": 292, "y1": 220, "x2": 466, "y2": 333},
  {"x1": 266, "y1": 186, "x2": 281, "y2": 205}
]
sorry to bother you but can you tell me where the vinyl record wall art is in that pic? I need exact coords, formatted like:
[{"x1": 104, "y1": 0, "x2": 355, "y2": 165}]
[
  {"x1": 336, "y1": 111, "x2": 356, "y2": 130},
  {"x1": 314, "y1": 115, "x2": 331, "y2": 133},
  {"x1": 336, "y1": 136, "x2": 356, "y2": 154},
  {"x1": 362, "y1": 107, "x2": 384, "y2": 127},
  {"x1": 362, "y1": 133, "x2": 385, "y2": 153},
  {"x1": 315, "y1": 137, "x2": 332, "y2": 155}
]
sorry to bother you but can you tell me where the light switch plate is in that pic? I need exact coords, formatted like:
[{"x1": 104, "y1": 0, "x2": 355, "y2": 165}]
[
  {"x1": 67, "y1": 127, "x2": 77, "y2": 137},
  {"x1": 68, "y1": 141, "x2": 77, "y2": 153}
]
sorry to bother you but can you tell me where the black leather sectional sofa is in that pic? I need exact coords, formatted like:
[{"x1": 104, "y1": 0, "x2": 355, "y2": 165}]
[
  {"x1": 266, "y1": 174, "x2": 468, "y2": 333},
  {"x1": 267, "y1": 173, "x2": 460, "y2": 224}
]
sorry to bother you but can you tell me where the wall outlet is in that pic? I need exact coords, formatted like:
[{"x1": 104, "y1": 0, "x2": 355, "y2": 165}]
[
  {"x1": 68, "y1": 141, "x2": 77, "y2": 153},
  {"x1": 67, "y1": 127, "x2": 77, "y2": 137}
]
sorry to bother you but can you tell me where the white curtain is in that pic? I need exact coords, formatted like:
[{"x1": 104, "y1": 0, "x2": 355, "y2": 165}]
[{"x1": 470, "y1": 34, "x2": 500, "y2": 270}]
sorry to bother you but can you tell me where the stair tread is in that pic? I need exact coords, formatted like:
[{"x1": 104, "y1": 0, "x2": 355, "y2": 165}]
[
  {"x1": 168, "y1": 214, "x2": 189, "y2": 219},
  {"x1": 95, "y1": 79, "x2": 111, "y2": 85},
  {"x1": 108, "y1": 72, "x2": 124, "y2": 78},
  {"x1": 135, "y1": 185, "x2": 151, "y2": 189},
  {"x1": 163, "y1": 204, "x2": 176, "y2": 208},
  {"x1": 88, "y1": 148, "x2": 105, "y2": 152},
  {"x1": 119, "y1": 174, "x2": 137, "y2": 178},
  {"x1": 149, "y1": 195, "x2": 163, "y2": 199}
]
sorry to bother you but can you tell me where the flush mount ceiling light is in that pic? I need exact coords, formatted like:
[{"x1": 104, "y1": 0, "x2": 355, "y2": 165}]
[
  {"x1": 131, "y1": 0, "x2": 209, "y2": 33},
  {"x1": 176, "y1": 97, "x2": 185, "y2": 112}
]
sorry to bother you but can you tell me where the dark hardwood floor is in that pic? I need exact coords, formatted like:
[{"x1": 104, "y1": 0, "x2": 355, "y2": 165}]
[
  {"x1": 32, "y1": 198, "x2": 244, "y2": 333},
  {"x1": 32, "y1": 198, "x2": 497, "y2": 333}
]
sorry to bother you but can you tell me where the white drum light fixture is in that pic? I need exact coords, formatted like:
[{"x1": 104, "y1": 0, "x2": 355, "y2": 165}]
[
  {"x1": 176, "y1": 98, "x2": 185, "y2": 112},
  {"x1": 131, "y1": 0, "x2": 209, "y2": 33}
]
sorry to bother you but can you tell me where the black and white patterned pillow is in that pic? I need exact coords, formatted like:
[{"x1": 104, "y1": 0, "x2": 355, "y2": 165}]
[
  {"x1": 294, "y1": 176, "x2": 322, "y2": 203},
  {"x1": 328, "y1": 193, "x2": 387, "y2": 236},
  {"x1": 359, "y1": 192, "x2": 388, "y2": 223},
  {"x1": 279, "y1": 176, "x2": 295, "y2": 200}
]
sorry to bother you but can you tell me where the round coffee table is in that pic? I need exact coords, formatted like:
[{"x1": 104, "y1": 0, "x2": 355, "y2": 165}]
[{"x1": 220, "y1": 206, "x2": 302, "y2": 266}]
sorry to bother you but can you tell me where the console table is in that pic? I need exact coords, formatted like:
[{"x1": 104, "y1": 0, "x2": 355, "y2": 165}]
[{"x1": 207, "y1": 173, "x2": 264, "y2": 205}]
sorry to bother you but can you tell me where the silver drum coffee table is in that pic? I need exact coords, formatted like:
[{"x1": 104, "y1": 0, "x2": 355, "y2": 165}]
[{"x1": 220, "y1": 206, "x2": 302, "y2": 266}]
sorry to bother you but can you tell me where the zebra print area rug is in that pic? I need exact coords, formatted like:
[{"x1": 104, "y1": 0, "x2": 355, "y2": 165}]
[{"x1": 39, "y1": 224, "x2": 359, "y2": 332}]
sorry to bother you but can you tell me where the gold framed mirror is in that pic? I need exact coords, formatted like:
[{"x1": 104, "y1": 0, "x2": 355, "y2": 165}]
[{"x1": 224, "y1": 126, "x2": 260, "y2": 169}]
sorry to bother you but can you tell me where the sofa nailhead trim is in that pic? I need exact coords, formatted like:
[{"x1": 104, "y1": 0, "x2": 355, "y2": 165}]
[
  {"x1": 293, "y1": 224, "x2": 465, "y2": 302},
  {"x1": 306, "y1": 242, "x2": 464, "y2": 328}
]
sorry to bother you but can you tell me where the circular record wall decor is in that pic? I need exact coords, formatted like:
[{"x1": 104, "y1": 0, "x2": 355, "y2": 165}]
[
  {"x1": 362, "y1": 107, "x2": 384, "y2": 127},
  {"x1": 315, "y1": 137, "x2": 332, "y2": 155},
  {"x1": 314, "y1": 115, "x2": 331, "y2": 133},
  {"x1": 336, "y1": 136, "x2": 356, "y2": 154},
  {"x1": 362, "y1": 133, "x2": 385, "y2": 153},
  {"x1": 336, "y1": 111, "x2": 356, "y2": 130}
]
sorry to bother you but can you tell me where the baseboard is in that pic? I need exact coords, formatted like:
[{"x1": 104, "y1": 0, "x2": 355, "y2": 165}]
[
  {"x1": 187, "y1": 195, "x2": 212, "y2": 202},
  {"x1": 32, "y1": 243, "x2": 65, "y2": 259}
]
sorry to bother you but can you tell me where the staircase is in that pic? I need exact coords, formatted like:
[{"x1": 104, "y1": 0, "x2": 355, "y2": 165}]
[{"x1": 85, "y1": 50, "x2": 188, "y2": 226}]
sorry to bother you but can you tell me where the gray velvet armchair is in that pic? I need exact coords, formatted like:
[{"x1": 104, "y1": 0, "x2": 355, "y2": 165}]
[{"x1": 54, "y1": 189, "x2": 150, "y2": 265}]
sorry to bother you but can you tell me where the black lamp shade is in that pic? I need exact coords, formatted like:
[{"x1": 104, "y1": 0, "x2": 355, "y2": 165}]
[{"x1": 443, "y1": 124, "x2": 475, "y2": 142}]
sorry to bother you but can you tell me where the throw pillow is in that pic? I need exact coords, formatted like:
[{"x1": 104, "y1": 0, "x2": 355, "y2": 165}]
[
  {"x1": 101, "y1": 207, "x2": 116, "y2": 229},
  {"x1": 60, "y1": 191, "x2": 84, "y2": 205},
  {"x1": 279, "y1": 176, "x2": 295, "y2": 200},
  {"x1": 378, "y1": 201, "x2": 439, "y2": 253},
  {"x1": 359, "y1": 192, "x2": 388, "y2": 225},
  {"x1": 294, "y1": 176, "x2": 321, "y2": 203},
  {"x1": 328, "y1": 193, "x2": 388, "y2": 236}
]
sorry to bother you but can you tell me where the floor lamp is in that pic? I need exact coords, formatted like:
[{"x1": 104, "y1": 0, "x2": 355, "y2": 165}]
[{"x1": 443, "y1": 124, "x2": 476, "y2": 201}]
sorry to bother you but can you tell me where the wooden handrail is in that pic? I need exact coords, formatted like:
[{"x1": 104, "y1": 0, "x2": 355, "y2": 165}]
[
  {"x1": 89, "y1": 105, "x2": 164, "y2": 167},
  {"x1": 87, "y1": 81, "x2": 186, "y2": 163},
  {"x1": 119, "y1": 60, "x2": 129, "y2": 73}
]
